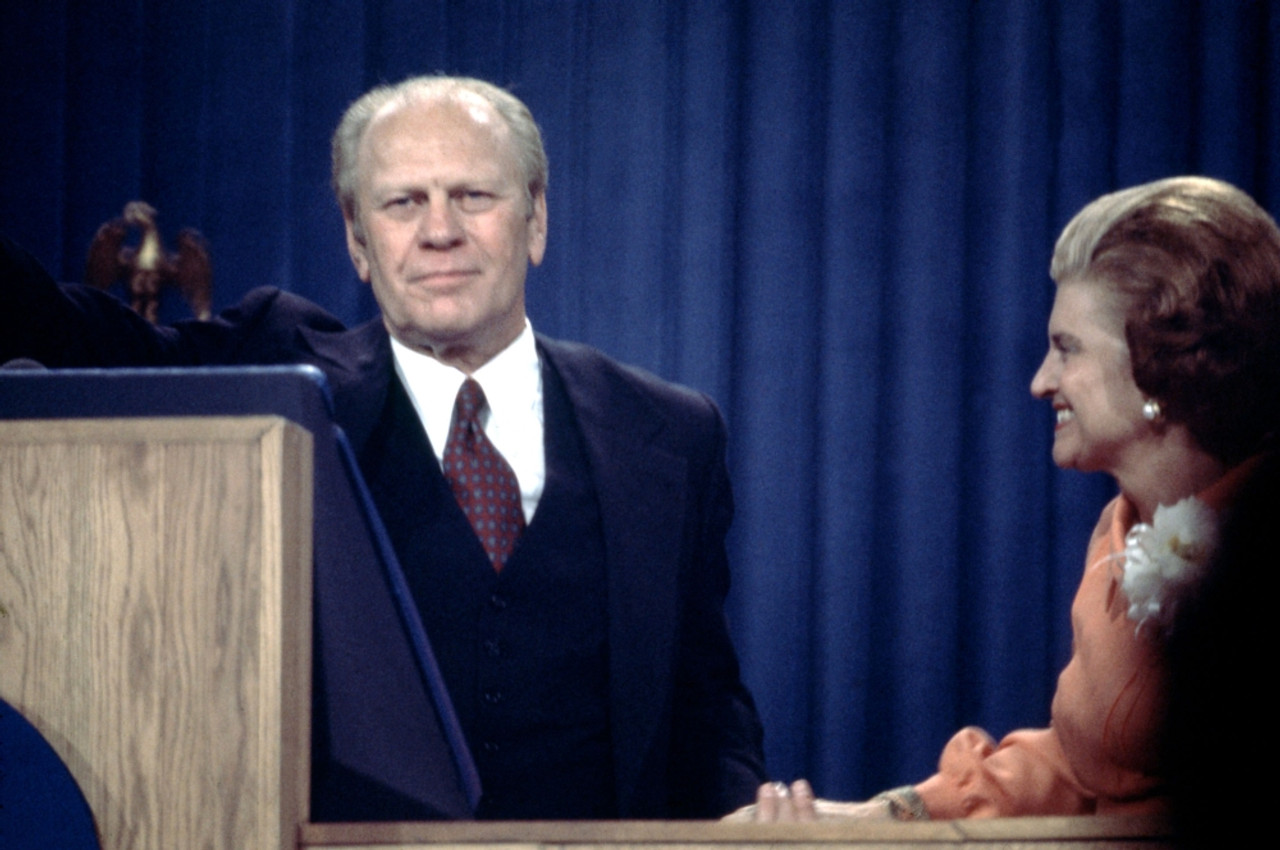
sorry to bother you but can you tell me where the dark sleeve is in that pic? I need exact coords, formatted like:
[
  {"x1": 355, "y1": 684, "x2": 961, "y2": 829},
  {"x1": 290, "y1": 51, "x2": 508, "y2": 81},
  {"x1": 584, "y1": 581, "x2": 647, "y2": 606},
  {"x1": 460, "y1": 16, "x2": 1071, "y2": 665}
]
[
  {"x1": 665, "y1": 397, "x2": 767, "y2": 816},
  {"x1": 1, "y1": 233, "x2": 346, "y2": 368},
  {"x1": 1, "y1": 234, "x2": 185, "y2": 366}
]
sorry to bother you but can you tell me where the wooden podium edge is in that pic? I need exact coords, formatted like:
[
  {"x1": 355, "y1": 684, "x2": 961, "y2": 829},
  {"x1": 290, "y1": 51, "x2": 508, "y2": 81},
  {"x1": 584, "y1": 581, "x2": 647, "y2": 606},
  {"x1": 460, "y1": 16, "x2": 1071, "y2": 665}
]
[{"x1": 299, "y1": 813, "x2": 1172, "y2": 848}]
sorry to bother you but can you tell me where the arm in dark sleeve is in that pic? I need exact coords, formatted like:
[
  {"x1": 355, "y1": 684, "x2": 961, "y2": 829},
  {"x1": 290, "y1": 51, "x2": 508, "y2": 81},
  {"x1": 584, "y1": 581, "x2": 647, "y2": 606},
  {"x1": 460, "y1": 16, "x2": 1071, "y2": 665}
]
[
  {"x1": 2, "y1": 234, "x2": 347, "y2": 368},
  {"x1": 666, "y1": 397, "x2": 767, "y2": 817},
  {"x1": 1, "y1": 234, "x2": 185, "y2": 366}
]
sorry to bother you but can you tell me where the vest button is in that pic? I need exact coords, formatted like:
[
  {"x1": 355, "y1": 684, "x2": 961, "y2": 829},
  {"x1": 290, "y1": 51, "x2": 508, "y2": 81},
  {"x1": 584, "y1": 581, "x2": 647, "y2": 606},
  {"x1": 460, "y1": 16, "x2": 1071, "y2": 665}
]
[
  {"x1": 482, "y1": 741, "x2": 500, "y2": 754},
  {"x1": 483, "y1": 638, "x2": 501, "y2": 658},
  {"x1": 489, "y1": 593, "x2": 508, "y2": 610},
  {"x1": 483, "y1": 690, "x2": 503, "y2": 705}
]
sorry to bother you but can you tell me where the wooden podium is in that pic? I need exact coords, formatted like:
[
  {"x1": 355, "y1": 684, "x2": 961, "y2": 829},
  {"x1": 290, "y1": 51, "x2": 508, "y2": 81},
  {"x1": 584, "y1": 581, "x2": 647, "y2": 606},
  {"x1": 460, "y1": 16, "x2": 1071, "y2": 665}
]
[
  {"x1": 0, "y1": 397, "x2": 1174, "y2": 850},
  {"x1": 0, "y1": 416, "x2": 312, "y2": 849}
]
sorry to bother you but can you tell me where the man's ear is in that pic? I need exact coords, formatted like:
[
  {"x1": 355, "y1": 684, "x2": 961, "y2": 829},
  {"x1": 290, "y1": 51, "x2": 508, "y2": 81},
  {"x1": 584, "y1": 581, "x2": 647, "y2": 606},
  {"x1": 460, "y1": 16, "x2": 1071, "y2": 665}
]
[
  {"x1": 527, "y1": 191, "x2": 548, "y2": 267},
  {"x1": 344, "y1": 216, "x2": 371, "y2": 282}
]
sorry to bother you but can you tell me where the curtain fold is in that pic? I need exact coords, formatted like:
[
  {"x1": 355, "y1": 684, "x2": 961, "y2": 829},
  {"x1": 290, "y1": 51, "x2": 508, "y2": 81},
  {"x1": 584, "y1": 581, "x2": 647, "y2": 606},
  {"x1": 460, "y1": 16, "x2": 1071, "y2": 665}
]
[{"x1": 4, "y1": 0, "x2": 1275, "y2": 800}]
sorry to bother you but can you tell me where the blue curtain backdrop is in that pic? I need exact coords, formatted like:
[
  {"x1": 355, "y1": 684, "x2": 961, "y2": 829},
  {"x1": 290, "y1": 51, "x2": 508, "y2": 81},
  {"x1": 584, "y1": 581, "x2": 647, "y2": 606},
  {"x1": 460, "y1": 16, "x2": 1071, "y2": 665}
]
[{"x1": 3, "y1": 0, "x2": 1277, "y2": 801}]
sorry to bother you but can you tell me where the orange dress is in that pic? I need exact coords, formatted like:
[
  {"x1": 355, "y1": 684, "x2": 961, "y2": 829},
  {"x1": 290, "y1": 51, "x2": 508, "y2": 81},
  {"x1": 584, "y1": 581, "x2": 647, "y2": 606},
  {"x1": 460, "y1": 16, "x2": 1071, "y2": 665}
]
[{"x1": 914, "y1": 469, "x2": 1246, "y2": 819}]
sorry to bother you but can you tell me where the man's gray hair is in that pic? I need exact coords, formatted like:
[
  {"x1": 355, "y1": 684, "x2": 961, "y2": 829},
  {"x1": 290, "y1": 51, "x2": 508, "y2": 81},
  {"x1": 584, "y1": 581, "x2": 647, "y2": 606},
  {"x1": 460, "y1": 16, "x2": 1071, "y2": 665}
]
[{"x1": 331, "y1": 75, "x2": 549, "y2": 227}]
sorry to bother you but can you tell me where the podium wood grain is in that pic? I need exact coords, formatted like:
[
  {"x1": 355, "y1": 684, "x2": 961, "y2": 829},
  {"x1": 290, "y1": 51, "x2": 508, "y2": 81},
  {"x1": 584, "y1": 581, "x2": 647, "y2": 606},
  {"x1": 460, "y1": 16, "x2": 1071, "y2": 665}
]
[{"x1": 0, "y1": 417, "x2": 312, "y2": 850}]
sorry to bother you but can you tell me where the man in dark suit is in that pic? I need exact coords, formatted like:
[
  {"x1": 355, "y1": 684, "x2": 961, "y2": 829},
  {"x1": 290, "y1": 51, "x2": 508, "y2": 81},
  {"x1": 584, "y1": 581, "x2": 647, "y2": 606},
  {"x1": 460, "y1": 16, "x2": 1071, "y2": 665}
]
[{"x1": 1, "y1": 76, "x2": 764, "y2": 820}]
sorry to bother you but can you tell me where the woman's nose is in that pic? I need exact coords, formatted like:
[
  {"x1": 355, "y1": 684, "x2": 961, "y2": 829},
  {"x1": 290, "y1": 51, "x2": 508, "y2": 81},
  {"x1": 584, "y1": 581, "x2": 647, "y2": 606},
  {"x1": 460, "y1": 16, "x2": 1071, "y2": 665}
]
[{"x1": 1030, "y1": 352, "x2": 1056, "y2": 398}]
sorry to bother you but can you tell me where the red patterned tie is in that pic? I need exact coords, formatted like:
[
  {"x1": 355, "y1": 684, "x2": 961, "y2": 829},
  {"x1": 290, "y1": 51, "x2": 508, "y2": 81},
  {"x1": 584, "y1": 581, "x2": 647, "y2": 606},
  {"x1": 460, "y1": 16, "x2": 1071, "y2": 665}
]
[{"x1": 443, "y1": 378, "x2": 525, "y2": 570}]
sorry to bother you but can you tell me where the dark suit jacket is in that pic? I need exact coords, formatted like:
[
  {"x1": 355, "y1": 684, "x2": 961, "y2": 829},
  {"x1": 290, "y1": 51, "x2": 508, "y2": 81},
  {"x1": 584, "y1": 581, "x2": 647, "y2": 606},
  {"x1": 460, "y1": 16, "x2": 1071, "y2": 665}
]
[{"x1": 1, "y1": 237, "x2": 766, "y2": 817}]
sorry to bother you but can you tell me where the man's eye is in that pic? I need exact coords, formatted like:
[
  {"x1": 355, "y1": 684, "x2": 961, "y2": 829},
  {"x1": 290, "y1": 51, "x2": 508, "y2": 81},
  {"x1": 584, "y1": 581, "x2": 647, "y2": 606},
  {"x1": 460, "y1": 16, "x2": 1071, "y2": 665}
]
[
  {"x1": 379, "y1": 197, "x2": 413, "y2": 215},
  {"x1": 456, "y1": 191, "x2": 497, "y2": 213}
]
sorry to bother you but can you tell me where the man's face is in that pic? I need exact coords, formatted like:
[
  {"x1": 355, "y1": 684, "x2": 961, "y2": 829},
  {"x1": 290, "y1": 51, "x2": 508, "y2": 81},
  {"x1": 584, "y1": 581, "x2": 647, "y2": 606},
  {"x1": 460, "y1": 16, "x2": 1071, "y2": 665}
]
[{"x1": 345, "y1": 94, "x2": 547, "y2": 372}]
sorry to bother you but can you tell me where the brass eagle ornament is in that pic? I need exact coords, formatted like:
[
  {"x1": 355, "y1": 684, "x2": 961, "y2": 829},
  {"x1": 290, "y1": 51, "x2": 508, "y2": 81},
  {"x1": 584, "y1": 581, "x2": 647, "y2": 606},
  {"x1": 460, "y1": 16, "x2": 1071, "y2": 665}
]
[{"x1": 86, "y1": 201, "x2": 212, "y2": 322}]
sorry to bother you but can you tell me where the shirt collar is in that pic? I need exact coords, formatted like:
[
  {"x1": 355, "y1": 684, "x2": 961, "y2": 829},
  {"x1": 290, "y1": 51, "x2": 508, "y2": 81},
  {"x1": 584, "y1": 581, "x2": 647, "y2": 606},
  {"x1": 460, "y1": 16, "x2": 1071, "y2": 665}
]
[{"x1": 389, "y1": 320, "x2": 541, "y2": 457}]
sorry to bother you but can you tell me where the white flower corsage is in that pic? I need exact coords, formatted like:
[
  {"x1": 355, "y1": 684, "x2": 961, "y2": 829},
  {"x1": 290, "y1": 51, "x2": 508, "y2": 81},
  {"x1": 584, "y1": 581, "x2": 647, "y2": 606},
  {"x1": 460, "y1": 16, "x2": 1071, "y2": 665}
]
[{"x1": 1119, "y1": 496, "x2": 1219, "y2": 633}]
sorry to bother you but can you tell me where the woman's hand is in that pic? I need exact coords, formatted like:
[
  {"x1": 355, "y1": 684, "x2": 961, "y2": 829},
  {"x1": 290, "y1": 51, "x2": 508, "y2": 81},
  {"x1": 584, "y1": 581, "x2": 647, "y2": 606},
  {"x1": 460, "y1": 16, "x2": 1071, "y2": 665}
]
[{"x1": 722, "y1": 780, "x2": 893, "y2": 821}]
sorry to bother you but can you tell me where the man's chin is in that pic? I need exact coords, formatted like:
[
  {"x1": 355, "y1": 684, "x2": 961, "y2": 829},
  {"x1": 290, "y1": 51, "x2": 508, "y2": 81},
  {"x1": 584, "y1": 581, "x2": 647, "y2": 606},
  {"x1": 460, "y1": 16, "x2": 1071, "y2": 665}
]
[{"x1": 389, "y1": 312, "x2": 475, "y2": 350}]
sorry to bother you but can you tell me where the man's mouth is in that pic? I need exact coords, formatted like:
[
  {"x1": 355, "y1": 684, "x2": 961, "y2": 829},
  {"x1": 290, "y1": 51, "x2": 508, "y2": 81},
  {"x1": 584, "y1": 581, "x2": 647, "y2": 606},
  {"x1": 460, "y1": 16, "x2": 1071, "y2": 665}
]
[
  {"x1": 1055, "y1": 408, "x2": 1075, "y2": 426},
  {"x1": 415, "y1": 268, "x2": 476, "y2": 281}
]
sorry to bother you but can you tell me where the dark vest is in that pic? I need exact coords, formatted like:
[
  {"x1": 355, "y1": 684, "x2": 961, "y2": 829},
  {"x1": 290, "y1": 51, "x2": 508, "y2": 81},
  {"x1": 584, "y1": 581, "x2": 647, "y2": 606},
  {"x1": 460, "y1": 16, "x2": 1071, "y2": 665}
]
[{"x1": 359, "y1": 359, "x2": 616, "y2": 819}]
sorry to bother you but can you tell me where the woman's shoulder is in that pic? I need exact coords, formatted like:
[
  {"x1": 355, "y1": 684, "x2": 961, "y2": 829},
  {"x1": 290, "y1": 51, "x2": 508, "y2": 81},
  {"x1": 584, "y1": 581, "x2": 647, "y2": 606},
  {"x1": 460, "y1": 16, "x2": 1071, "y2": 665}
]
[{"x1": 1084, "y1": 494, "x2": 1130, "y2": 569}]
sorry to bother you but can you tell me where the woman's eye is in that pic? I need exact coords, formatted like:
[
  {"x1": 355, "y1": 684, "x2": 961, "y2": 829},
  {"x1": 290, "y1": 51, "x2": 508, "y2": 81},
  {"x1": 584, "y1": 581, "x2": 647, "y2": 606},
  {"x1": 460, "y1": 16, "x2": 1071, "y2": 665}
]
[{"x1": 1050, "y1": 336, "x2": 1078, "y2": 359}]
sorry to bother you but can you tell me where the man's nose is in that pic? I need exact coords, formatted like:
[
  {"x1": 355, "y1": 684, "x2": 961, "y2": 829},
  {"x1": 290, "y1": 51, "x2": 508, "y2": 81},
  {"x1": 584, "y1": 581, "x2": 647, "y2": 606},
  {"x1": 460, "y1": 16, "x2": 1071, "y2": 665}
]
[{"x1": 417, "y1": 199, "x2": 463, "y2": 247}]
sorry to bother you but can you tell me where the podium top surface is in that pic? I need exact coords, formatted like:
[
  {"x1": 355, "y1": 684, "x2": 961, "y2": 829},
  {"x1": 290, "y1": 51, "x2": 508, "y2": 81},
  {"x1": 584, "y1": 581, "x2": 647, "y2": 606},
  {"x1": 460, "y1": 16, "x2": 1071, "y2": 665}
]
[{"x1": 0, "y1": 364, "x2": 336, "y2": 430}]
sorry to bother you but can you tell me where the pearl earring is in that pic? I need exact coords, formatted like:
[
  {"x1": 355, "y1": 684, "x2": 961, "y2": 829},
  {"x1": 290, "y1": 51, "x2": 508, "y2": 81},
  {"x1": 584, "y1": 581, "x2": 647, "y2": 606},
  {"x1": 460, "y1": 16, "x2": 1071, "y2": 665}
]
[{"x1": 1142, "y1": 399, "x2": 1163, "y2": 422}]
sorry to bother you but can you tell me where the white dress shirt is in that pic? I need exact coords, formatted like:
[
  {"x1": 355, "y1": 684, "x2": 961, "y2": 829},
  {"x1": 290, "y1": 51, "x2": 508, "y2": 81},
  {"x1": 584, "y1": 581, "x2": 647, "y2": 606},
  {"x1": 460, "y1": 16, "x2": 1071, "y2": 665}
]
[{"x1": 390, "y1": 321, "x2": 545, "y2": 523}]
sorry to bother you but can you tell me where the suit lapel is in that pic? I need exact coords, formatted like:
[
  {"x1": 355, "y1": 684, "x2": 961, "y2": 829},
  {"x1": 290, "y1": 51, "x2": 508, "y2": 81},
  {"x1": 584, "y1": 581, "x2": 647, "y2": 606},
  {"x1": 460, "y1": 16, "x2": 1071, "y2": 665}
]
[
  {"x1": 298, "y1": 318, "x2": 392, "y2": 455},
  {"x1": 538, "y1": 337, "x2": 687, "y2": 814}
]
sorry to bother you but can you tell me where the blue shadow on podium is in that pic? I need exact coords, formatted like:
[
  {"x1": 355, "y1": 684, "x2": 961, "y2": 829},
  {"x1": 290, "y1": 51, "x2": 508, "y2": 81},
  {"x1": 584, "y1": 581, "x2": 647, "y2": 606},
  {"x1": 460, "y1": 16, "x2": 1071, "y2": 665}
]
[{"x1": 0, "y1": 698, "x2": 100, "y2": 849}]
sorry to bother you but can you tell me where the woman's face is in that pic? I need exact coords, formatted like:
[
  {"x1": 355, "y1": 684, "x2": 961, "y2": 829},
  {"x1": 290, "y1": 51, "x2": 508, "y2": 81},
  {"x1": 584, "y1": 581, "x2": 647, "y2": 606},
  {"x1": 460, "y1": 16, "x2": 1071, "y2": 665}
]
[{"x1": 1030, "y1": 280, "x2": 1152, "y2": 476}]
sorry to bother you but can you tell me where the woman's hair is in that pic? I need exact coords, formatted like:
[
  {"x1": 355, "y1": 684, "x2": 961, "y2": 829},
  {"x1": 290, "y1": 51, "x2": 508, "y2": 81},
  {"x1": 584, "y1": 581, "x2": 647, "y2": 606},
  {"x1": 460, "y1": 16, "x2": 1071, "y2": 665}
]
[
  {"x1": 331, "y1": 75, "x2": 548, "y2": 232},
  {"x1": 1050, "y1": 176, "x2": 1280, "y2": 464}
]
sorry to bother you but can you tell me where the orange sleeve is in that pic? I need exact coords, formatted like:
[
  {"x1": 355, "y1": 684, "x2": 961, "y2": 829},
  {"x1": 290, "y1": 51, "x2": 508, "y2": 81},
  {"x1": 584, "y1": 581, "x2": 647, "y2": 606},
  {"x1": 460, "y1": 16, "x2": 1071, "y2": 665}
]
[
  {"x1": 913, "y1": 726, "x2": 1094, "y2": 818},
  {"x1": 911, "y1": 497, "x2": 1143, "y2": 819}
]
